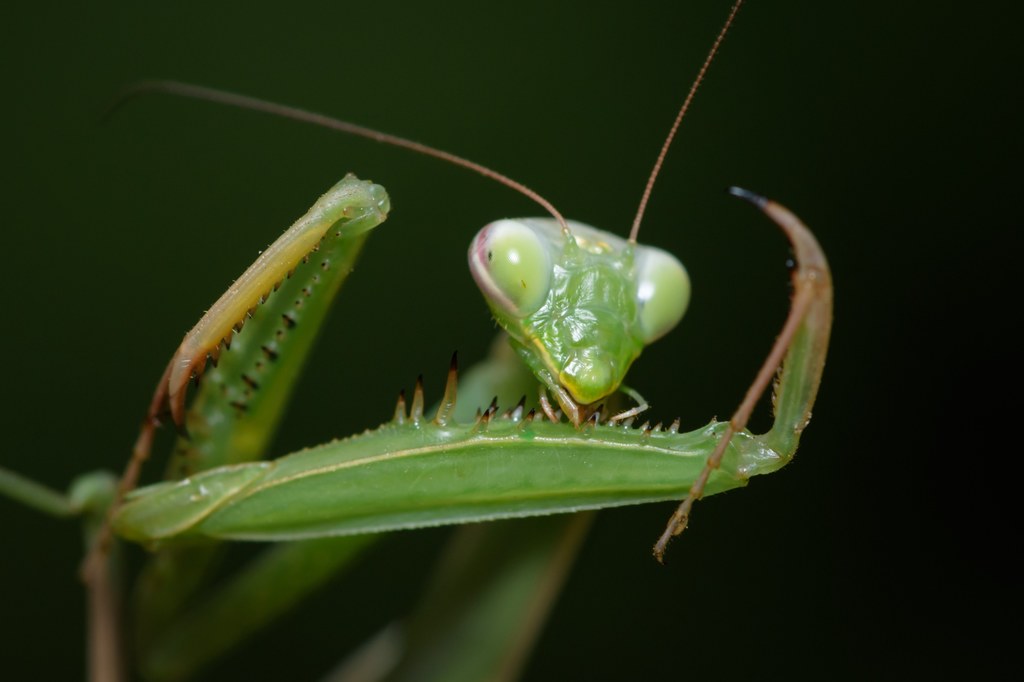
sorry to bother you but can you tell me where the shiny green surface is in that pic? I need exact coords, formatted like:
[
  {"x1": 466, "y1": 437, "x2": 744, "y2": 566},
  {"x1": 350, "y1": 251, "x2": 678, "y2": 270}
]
[
  {"x1": 129, "y1": 177, "x2": 389, "y2": 680},
  {"x1": 115, "y1": 407, "x2": 782, "y2": 543},
  {"x1": 167, "y1": 174, "x2": 389, "y2": 475},
  {"x1": 471, "y1": 218, "x2": 689, "y2": 406}
]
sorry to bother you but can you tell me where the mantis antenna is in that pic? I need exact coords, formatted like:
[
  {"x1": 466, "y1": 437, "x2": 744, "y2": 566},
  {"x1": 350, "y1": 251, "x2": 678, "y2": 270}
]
[
  {"x1": 109, "y1": 0, "x2": 744, "y2": 245},
  {"x1": 106, "y1": 80, "x2": 569, "y2": 233},
  {"x1": 628, "y1": 0, "x2": 744, "y2": 243}
]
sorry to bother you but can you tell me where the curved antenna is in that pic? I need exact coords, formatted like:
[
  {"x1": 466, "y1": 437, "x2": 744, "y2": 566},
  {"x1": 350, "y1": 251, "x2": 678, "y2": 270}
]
[
  {"x1": 628, "y1": 0, "x2": 744, "y2": 243},
  {"x1": 107, "y1": 80, "x2": 569, "y2": 233}
]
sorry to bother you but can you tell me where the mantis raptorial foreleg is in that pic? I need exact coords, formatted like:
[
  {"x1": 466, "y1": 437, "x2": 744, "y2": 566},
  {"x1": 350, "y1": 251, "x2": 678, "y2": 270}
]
[
  {"x1": 653, "y1": 187, "x2": 832, "y2": 561},
  {"x1": 80, "y1": 175, "x2": 391, "y2": 682}
]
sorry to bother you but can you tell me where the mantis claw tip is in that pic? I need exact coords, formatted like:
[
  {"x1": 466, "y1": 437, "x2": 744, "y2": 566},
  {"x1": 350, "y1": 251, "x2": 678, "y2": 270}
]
[{"x1": 727, "y1": 185, "x2": 768, "y2": 209}]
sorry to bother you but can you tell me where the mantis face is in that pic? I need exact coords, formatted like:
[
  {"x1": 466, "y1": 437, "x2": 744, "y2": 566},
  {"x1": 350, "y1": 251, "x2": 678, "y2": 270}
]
[{"x1": 469, "y1": 218, "x2": 690, "y2": 424}]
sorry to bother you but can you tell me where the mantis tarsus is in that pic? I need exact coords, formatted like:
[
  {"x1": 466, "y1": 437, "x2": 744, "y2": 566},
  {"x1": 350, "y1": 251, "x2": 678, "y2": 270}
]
[{"x1": 1, "y1": 1, "x2": 832, "y2": 679}]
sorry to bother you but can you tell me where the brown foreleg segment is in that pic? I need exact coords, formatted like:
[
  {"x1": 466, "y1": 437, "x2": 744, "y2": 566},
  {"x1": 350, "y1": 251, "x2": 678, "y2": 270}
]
[{"x1": 653, "y1": 188, "x2": 833, "y2": 562}]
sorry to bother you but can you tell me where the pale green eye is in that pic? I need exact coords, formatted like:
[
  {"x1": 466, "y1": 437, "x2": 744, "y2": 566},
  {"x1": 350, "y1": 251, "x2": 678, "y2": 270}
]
[
  {"x1": 468, "y1": 219, "x2": 553, "y2": 317},
  {"x1": 635, "y1": 247, "x2": 690, "y2": 343}
]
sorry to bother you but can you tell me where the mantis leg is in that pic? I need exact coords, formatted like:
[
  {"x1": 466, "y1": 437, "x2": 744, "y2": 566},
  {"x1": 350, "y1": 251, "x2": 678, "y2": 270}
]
[
  {"x1": 382, "y1": 514, "x2": 594, "y2": 682},
  {"x1": 77, "y1": 176, "x2": 390, "y2": 681},
  {"x1": 0, "y1": 467, "x2": 79, "y2": 518},
  {"x1": 653, "y1": 188, "x2": 833, "y2": 561}
]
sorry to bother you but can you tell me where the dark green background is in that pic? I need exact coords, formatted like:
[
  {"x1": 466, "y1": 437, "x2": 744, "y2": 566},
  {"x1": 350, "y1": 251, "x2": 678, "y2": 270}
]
[{"x1": 1, "y1": 1, "x2": 1015, "y2": 679}]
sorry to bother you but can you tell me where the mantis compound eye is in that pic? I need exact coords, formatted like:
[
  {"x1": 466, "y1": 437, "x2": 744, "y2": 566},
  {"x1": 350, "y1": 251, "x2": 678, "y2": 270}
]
[
  {"x1": 469, "y1": 219, "x2": 553, "y2": 318},
  {"x1": 634, "y1": 247, "x2": 690, "y2": 344}
]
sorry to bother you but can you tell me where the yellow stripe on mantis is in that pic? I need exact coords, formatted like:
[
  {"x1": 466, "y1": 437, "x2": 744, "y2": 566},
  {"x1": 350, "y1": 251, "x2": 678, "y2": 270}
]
[
  {"x1": 84, "y1": 175, "x2": 391, "y2": 585},
  {"x1": 160, "y1": 175, "x2": 389, "y2": 427}
]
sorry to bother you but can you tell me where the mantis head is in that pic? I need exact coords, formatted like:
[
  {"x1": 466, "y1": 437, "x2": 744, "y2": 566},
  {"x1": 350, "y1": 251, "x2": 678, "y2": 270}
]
[{"x1": 469, "y1": 218, "x2": 690, "y2": 424}]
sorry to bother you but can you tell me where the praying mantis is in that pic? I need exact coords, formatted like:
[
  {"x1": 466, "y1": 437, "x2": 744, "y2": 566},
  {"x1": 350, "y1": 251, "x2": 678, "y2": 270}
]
[{"x1": 0, "y1": 1, "x2": 832, "y2": 680}]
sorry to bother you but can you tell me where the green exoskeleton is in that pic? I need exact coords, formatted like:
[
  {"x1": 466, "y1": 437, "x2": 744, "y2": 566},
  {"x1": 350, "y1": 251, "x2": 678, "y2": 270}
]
[
  {"x1": 1, "y1": 1, "x2": 833, "y2": 679},
  {"x1": 469, "y1": 218, "x2": 689, "y2": 425}
]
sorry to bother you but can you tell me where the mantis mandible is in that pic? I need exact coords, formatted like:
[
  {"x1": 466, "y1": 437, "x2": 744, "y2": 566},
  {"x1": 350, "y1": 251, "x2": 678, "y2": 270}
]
[{"x1": 0, "y1": 1, "x2": 832, "y2": 679}]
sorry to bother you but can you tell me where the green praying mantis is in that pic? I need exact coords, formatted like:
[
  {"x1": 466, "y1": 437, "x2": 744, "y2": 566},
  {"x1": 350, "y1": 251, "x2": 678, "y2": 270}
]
[{"x1": 0, "y1": 1, "x2": 832, "y2": 679}]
